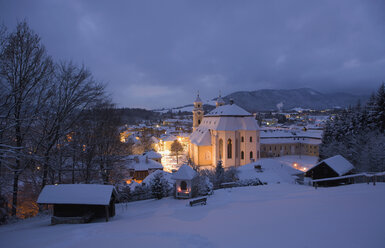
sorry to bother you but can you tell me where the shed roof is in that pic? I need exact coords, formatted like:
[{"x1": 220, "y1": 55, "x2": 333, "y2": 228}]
[
  {"x1": 310, "y1": 155, "x2": 355, "y2": 176},
  {"x1": 37, "y1": 184, "x2": 117, "y2": 205},
  {"x1": 171, "y1": 164, "x2": 197, "y2": 180}
]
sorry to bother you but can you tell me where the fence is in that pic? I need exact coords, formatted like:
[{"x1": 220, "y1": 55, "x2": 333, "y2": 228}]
[{"x1": 311, "y1": 172, "x2": 385, "y2": 188}]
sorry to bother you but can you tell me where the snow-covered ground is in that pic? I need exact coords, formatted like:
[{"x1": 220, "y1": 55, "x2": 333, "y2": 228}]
[
  {"x1": 1, "y1": 183, "x2": 385, "y2": 248},
  {"x1": 275, "y1": 155, "x2": 319, "y2": 171}
]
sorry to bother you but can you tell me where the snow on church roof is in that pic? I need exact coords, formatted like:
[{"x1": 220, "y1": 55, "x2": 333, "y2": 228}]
[
  {"x1": 310, "y1": 155, "x2": 354, "y2": 176},
  {"x1": 171, "y1": 164, "x2": 197, "y2": 180},
  {"x1": 205, "y1": 104, "x2": 252, "y2": 117},
  {"x1": 190, "y1": 104, "x2": 259, "y2": 146},
  {"x1": 37, "y1": 184, "x2": 117, "y2": 205}
]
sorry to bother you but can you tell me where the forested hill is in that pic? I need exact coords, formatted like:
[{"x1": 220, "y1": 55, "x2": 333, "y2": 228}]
[{"x1": 221, "y1": 88, "x2": 369, "y2": 112}]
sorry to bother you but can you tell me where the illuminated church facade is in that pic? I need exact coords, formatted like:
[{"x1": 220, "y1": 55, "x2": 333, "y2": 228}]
[{"x1": 189, "y1": 94, "x2": 260, "y2": 168}]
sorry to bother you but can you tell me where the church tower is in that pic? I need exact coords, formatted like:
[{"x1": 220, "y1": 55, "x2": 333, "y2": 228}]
[
  {"x1": 192, "y1": 92, "x2": 204, "y2": 132},
  {"x1": 216, "y1": 92, "x2": 225, "y2": 108}
]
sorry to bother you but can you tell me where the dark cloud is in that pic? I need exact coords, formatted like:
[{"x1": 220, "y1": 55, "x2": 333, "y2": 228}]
[{"x1": 1, "y1": 0, "x2": 385, "y2": 108}]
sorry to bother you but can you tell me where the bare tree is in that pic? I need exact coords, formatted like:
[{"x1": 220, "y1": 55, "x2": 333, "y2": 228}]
[
  {"x1": 171, "y1": 140, "x2": 183, "y2": 164},
  {"x1": 38, "y1": 62, "x2": 105, "y2": 188},
  {"x1": 0, "y1": 21, "x2": 54, "y2": 216}
]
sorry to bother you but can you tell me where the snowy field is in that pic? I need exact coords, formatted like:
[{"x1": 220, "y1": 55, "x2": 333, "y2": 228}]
[
  {"x1": 275, "y1": 155, "x2": 319, "y2": 171},
  {"x1": 1, "y1": 183, "x2": 385, "y2": 248}
]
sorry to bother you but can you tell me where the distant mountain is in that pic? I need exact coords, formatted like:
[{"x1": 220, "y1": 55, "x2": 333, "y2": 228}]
[{"x1": 220, "y1": 88, "x2": 369, "y2": 112}]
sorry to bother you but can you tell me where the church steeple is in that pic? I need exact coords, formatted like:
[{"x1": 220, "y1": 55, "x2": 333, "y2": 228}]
[
  {"x1": 192, "y1": 92, "x2": 204, "y2": 132},
  {"x1": 216, "y1": 91, "x2": 225, "y2": 108}
]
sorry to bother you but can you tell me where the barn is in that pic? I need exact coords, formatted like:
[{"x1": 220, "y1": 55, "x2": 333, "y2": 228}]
[
  {"x1": 37, "y1": 184, "x2": 118, "y2": 224},
  {"x1": 305, "y1": 155, "x2": 355, "y2": 186}
]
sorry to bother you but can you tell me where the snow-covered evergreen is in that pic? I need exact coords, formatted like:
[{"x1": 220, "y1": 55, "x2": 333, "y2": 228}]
[{"x1": 320, "y1": 83, "x2": 385, "y2": 172}]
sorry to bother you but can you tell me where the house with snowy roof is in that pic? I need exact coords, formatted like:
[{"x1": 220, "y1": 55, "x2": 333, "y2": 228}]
[
  {"x1": 142, "y1": 150, "x2": 162, "y2": 163},
  {"x1": 305, "y1": 155, "x2": 355, "y2": 186},
  {"x1": 126, "y1": 155, "x2": 163, "y2": 183},
  {"x1": 189, "y1": 93, "x2": 260, "y2": 168}
]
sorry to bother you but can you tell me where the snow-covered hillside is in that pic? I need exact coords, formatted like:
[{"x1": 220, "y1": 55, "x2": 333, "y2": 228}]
[{"x1": 1, "y1": 184, "x2": 385, "y2": 248}]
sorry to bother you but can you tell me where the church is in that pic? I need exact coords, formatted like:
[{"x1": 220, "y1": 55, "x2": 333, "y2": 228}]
[{"x1": 189, "y1": 93, "x2": 260, "y2": 168}]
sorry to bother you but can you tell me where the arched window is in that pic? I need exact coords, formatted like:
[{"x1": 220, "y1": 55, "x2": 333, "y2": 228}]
[
  {"x1": 227, "y1": 139, "x2": 232, "y2": 159},
  {"x1": 250, "y1": 151, "x2": 253, "y2": 159},
  {"x1": 241, "y1": 136, "x2": 244, "y2": 142},
  {"x1": 219, "y1": 139, "x2": 223, "y2": 159},
  {"x1": 180, "y1": 181, "x2": 187, "y2": 191},
  {"x1": 235, "y1": 139, "x2": 239, "y2": 158},
  {"x1": 198, "y1": 120, "x2": 201, "y2": 125},
  {"x1": 250, "y1": 136, "x2": 253, "y2": 142},
  {"x1": 241, "y1": 151, "x2": 244, "y2": 160}
]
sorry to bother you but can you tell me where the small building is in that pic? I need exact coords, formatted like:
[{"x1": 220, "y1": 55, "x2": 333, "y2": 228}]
[
  {"x1": 127, "y1": 155, "x2": 163, "y2": 183},
  {"x1": 305, "y1": 155, "x2": 355, "y2": 186},
  {"x1": 143, "y1": 150, "x2": 162, "y2": 163},
  {"x1": 37, "y1": 184, "x2": 118, "y2": 224},
  {"x1": 171, "y1": 164, "x2": 197, "y2": 199}
]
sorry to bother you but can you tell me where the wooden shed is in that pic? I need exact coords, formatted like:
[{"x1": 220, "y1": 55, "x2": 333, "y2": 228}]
[
  {"x1": 37, "y1": 184, "x2": 118, "y2": 224},
  {"x1": 305, "y1": 155, "x2": 355, "y2": 186}
]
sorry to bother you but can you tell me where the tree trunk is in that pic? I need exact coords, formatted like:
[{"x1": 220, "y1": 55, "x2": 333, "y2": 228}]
[{"x1": 11, "y1": 170, "x2": 19, "y2": 216}]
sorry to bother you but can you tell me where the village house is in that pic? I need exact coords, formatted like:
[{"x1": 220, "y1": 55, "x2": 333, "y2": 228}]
[{"x1": 126, "y1": 155, "x2": 163, "y2": 183}]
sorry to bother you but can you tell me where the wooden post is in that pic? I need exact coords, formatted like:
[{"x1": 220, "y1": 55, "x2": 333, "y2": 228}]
[{"x1": 105, "y1": 206, "x2": 109, "y2": 222}]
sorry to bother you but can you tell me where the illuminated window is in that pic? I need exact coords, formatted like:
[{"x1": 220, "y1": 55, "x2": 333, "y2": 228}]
[
  {"x1": 219, "y1": 139, "x2": 223, "y2": 159},
  {"x1": 227, "y1": 139, "x2": 232, "y2": 159}
]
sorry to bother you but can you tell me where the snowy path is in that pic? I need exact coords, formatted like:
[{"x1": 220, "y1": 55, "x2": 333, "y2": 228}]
[{"x1": 1, "y1": 184, "x2": 385, "y2": 248}]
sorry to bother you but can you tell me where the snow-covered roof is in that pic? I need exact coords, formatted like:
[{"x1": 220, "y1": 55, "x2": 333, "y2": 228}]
[
  {"x1": 171, "y1": 164, "x2": 197, "y2": 180},
  {"x1": 216, "y1": 95, "x2": 225, "y2": 104},
  {"x1": 143, "y1": 150, "x2": 162, "y2": 159},
  {"x1": 311, "y1": 155, "x2": 355, "y2": 176},
  {"x1": 37, "y1": 184, "x2": 117, "y2": 205},
  {"x1": 190, "y1": 128, "x2": 211, "y2": 146},
  {"x1": 126, "y1": 156, "x2": 163, "y2": 171},
  {"x1": 206, "y1": 104, "x2": 252, "y2": 117}
]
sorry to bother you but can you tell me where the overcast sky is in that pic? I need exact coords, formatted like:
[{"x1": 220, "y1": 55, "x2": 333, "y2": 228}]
[{"x1": 1, "y1": 0, "x2": 385, "y2": 109}]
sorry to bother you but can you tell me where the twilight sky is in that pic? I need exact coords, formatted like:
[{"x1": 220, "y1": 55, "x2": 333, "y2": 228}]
[{"x1": 1, "y1": 0, "x2": 385, "y2": 109}]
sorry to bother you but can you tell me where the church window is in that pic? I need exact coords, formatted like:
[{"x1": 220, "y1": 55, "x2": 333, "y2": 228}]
[
  {"x1": 219, "y1": 139, "x2": 223, "y2": 159},
  {"x1": 250, "y1": 151, "x2": 253, "y2": 159},
  {"x1": 241, "y1": 136, "x2": 244, "y2": 142},
  {"x1": 250, "y1": 136, "x2": 253, "y2": 142},
  {"x1": 227, "y1": 139, "x2": 232, "y2": 159},
  {"x1": 241, "y1": 151, "x2": 244, "y2": 160},
  {"x1": 180, "y1": 181, "x2": 187, "y2": 191}
]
